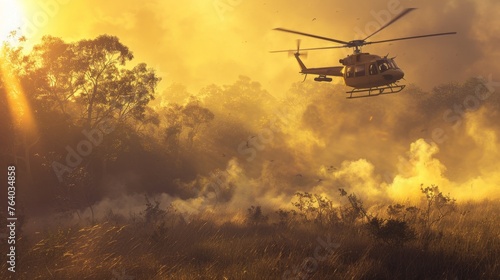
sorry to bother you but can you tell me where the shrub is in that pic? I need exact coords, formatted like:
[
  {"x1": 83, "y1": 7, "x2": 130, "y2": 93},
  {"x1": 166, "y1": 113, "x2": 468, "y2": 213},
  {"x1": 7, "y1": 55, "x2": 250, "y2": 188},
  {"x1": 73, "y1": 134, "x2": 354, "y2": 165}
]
[
  {"x1": 420, "y1": 184, "x2": 456, "y2": 229},
  {"x1": 246, "y1": 205, "x2": 269, "y2": 226},
  {"x1": 367, "y1": 217, "x2": 416, "y2": 246}
]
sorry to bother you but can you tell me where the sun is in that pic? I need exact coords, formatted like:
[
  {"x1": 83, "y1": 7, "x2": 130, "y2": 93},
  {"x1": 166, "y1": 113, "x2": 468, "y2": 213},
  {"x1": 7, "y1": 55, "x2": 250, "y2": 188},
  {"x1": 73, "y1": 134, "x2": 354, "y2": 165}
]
[{"x1": 0, "y1": 0, "x2": 24, "y2": 43}]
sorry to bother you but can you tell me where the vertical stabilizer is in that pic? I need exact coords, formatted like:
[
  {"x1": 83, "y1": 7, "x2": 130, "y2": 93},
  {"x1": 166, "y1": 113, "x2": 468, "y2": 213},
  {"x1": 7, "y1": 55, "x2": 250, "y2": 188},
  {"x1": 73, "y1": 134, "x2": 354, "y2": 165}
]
[{"x1": 294, "y1": 53, "x2": 307, "y2": 72}]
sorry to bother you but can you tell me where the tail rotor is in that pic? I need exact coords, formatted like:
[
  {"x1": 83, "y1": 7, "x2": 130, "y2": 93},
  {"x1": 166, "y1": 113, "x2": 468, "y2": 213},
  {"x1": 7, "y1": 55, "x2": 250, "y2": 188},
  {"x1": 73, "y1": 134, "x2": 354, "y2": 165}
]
[
  {"x1": 270, "y1": 39, "x2": 307, "y2": 58},
  {"x1": 290, "y1": 39, "x2": 308, "y2": 58}
]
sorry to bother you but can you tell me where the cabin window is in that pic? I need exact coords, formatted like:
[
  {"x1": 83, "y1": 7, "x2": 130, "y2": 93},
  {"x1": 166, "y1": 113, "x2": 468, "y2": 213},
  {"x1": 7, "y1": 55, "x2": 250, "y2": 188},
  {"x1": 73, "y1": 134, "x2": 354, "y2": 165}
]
[
  {"x1": 377, "y1": 60, "x2": 391, "y2": 73},
  {"x1": 346, "y1": 66, "x2": 354, "y2": 78},
  {"x1": 369, "y1": 63, "x2": 378, "y2": 75},
  {"x1": 354, "y1": 64, "x2": 365, "y2": 77}
]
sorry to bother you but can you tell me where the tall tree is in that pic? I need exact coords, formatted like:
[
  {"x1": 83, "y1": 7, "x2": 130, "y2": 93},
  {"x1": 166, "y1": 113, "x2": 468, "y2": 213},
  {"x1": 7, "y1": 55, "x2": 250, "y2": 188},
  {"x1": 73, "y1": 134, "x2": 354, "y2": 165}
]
[
  {"x1": 27, "y1": 35, "x2": 160, "y2": 129},
  {"x1": 1, "y1": 35, "x2": 161, "y2": 219}
]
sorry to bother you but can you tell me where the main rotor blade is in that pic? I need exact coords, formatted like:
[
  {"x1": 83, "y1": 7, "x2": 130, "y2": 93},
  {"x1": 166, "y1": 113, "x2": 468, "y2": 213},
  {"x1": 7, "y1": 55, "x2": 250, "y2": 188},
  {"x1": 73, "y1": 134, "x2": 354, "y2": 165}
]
[
  {"x1": 274, "y1": 27, "x2": 350, "y2": 45},
  {"x1": 270, "y1": 45, "x2": 348, "y2": 53},
  {"x1": 269, "y1": 49, "x2": 296, "y2": 53},
  {"x1": 366, "y1": 32, "x2": 457, "y2": 45},
  {"x1": 363, "y1": 8, "x2": 416, "y2": 41},
  {"x1": 295, "y1": 45, "x2": 348, "y2": 51}
]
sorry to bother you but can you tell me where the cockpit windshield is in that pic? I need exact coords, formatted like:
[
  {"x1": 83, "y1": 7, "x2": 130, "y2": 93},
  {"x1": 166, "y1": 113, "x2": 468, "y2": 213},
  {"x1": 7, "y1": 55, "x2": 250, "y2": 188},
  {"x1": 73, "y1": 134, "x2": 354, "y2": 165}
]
[
  {"x1": 389, "y1": 58, "x2": 399, "y2": 69},
  {"x1": 376, "y1": 58, "x2": 399, "y2": 72},
  {"x1": 376, "y1": 59, "x2": 392, "y2": 73}
]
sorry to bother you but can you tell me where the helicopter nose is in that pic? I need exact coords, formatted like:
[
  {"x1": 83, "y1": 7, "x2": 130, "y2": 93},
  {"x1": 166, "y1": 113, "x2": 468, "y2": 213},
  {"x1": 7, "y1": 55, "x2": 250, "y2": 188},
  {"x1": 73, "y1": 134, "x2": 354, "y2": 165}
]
[
  {"x1": 396, "y1": 69, "x2": 404, "y2": 80},
  {"x1": 382, "y1": 69, "x2": 404, "y2": 82}
]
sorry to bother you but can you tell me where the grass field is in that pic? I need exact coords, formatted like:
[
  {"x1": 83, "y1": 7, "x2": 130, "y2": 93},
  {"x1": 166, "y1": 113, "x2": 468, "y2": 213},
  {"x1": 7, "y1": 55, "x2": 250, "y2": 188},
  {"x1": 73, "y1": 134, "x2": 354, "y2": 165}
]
[{"x1": 2, "y1": 190, "x2": 499, "y2": 280}]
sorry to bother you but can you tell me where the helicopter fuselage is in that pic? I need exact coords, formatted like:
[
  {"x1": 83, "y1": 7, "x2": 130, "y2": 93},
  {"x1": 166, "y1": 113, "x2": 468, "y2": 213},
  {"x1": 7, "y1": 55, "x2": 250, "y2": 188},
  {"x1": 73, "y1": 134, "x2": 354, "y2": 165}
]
[
  {"x1": 295, "y1": 52, "x2": 404, "y2": 89},
  {"x1": 340, "y1": 53, "x2": 404, "y2": 88}
]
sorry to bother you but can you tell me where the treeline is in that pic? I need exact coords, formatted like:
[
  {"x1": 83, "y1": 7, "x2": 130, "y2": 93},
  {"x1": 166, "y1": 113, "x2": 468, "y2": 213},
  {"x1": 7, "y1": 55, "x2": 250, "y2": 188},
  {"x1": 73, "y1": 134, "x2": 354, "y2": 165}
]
[
  {"x1": 0, "y1": 34, "x2": 276, "y2": 222},
  {"x1": 1, "y1": 33, "x2": 499, "y2": 226}
]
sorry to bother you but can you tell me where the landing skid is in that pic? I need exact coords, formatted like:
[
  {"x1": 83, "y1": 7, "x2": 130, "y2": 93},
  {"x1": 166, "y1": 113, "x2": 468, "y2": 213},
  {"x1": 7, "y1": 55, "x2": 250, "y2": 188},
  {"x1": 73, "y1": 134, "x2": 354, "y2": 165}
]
[{"x1": 346, "y1": 84, "x2": 406, "y2": 99}]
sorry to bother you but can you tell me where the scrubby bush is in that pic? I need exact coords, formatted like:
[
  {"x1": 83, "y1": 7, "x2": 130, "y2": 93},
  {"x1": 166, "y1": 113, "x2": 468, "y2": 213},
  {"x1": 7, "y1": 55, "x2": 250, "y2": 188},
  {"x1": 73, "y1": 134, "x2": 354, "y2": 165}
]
[
  {"x1": 246, "y1": 205, "x2": 269, "y2": 226},
  {"x1": 140, "y1": 196, "x2": 179, "y2": 243},
  {"x1": 367, "y1": 217, "x2": 416, "y2": 246},
  {"x1": 419, "y1": 184, "x2": 456, "y2": 229}
]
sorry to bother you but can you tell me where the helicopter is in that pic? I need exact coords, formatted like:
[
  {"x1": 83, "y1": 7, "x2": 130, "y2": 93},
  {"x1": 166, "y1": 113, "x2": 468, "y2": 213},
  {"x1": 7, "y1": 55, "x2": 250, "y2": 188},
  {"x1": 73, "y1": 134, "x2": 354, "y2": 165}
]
[{"x1": 271, "y1": 8, "x2": 456, "y2": 98}]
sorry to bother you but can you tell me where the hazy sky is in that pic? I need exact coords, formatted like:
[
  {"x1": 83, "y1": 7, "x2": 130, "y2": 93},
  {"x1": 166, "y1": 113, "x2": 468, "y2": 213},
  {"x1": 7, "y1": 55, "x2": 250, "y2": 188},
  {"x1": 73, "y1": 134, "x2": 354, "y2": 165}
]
[{"x1": 11, "y1": 0, "x2": 500, "y2": 97}]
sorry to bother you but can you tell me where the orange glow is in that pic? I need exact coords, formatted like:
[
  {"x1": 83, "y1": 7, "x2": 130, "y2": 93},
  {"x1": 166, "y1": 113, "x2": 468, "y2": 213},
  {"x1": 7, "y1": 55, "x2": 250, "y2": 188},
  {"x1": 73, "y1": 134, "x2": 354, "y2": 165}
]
[
  {"x1": 0, "y1": 0, "x2": 24, "y2": 44},
  {"x1": 1, "y1": 47, "x2": 36, "y2": 133}
]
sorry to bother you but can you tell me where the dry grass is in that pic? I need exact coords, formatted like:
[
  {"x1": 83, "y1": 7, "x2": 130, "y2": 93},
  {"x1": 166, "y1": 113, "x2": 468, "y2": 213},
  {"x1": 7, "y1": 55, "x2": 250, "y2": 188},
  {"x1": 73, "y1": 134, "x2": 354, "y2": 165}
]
[{"x1": 1, "y1": 200, "x2": 499, "y2": 280}]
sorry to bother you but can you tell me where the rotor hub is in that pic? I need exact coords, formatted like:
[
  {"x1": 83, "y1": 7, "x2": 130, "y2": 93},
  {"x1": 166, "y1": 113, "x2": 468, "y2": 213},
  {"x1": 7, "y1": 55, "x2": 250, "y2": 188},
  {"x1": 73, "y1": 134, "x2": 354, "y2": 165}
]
[{"x1": 349, "y1": 40, "x2": 366, "y2": 47}]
